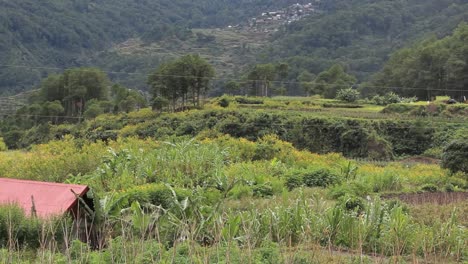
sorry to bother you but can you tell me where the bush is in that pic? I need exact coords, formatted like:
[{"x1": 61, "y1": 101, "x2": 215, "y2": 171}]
[
  {"x1": 217, "y1": 96, "x2": 230, "y2": 108},
  {"x1": 336, "y1": 88, "x2": 360, "y2": 102},
  {"x1": 338, "y1": 195, "x2": 365, "y2": 212},
  {"x1": 0, "y1": 204, "x2": 44, "y2": 249},
  {"x1": 302, "y1": 169, "x2": 340, "y2": 188},
  {"x1": 372, "y1": 92, "x2": 400, "y2": 105},
  {"x1": 285, "y1": 174, "x2": 304, "y2": 190},
  {"x1": 120, "y1": 184, "x2": 191, "y2": 210},
  {"x1": 253, "y1": 184, "x2": 274, "y2": 197},
  {"x1": 420, "y1": 184, "x2": 438, "y2": 193},
  {"x1": 235, "y1": 97, "x2": 263, "y2": 104},
  {"x1": 441, "y1": 140, "x2": 468, "y2": 174}
]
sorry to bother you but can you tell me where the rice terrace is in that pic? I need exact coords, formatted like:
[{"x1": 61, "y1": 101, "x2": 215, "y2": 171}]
[{"x1": 0, "y1": 0, "x2": 467, "y2": 263}]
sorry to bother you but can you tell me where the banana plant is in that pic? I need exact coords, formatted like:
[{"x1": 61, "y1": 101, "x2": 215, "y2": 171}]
[{"x1": 120, "y1": 201, "x2": 165, "y2": 238}]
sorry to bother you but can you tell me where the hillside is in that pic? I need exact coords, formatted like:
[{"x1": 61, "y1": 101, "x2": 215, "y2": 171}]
[
  {"x1": 0, "y1": 0, "x2": 308, "y2": 94},
  {"x1": 1, "y1": 0, "x2": 467, "y2": 96},
  {"x1": 264, "y1": 0, "x2": 468, "y2": 85}
]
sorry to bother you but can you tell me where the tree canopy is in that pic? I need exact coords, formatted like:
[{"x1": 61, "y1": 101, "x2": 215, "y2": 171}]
[
  {"x1": 311, "y1": 65, "x2": 357, "y2": 98},
  {"x1": 369, "y1": 24, "x2": 468, "y2": 100},
  {"x1": 148, "y1": 54, "x2": 215, "y2": 110}
]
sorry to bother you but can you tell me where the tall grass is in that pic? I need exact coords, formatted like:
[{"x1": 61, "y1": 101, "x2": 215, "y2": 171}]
[{"x1": 0, "y1": 136, "x2": 466, "y2": 263}]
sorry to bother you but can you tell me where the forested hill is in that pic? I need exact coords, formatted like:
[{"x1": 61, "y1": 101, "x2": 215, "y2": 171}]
[
  {"x1": 1, "y1": 0, "x2": 468, "y2": 96},
  {"x1": 0, "y1": 0, "x2": 303, "y2": 94},
  {"x1": 265, "y1": 0, "x2": 468, "y2": 84}
]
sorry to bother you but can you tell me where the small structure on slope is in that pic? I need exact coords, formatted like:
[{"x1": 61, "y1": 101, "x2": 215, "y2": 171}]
[{"x1": 0, "y1": 178, "x2": 90, "y2": 219}]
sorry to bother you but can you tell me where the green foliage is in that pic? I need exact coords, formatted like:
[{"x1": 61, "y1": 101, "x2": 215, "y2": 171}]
[
  {"x1": 0, "y1": 0, "x2": 292, "y2": 93},
  {"x1": 420, "y1": 184, "x2": 438, "y2": 193},
  {"x1": 246, "y1": 63, "x2": 289, "y2": 97},
  {"x1": 217, "y1": 96, "x2": 230, "y2": 108},
  {"x1": 372, "y1": 92, "x2": 401, "y2": 106},
  {"x1": 40, "y1": 68, "x2": 109, "y2": 117},
  {"x1": 252, "y1": 183, "x2": 274, "y2": 198},
  {"x1": 441, "y1": 140, "x2": 468, "y2": 174},
  {"x1": 336, "y1": 88, "x2": 360, "y2": 102},
  {"x1": 0, "y1": 204, "x2": 46, "y2": 249},
  {"x1": 285, "y1": 174, "x2": 303, "y2": 191},
  {"x1": 311, "y1": 65, "x2": 357, "y2": 98},
  {"x1": 303, "y1": 169, "x2": 340, "y2": 188},
  {"x1": 235, "y1": 97, "x2": 264, "y2": 104},
  {"x1": 148, "y1": 54, "x2": 215, "y2": 110},
  {"x1": 84, "y1": 104, "x2": 104, "y2": 120},
  {"x1": 372, "y1": 23, "x2": 468, "y2": 100},
  {"x1": 0, "y1": 138, "x2": 6, "y2": 151},
  {"x1": 286, "y1": 168, "x2": 341, "y2": 189}
]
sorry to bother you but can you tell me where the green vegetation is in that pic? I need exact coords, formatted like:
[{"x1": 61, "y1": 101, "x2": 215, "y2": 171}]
[
  {"x1": 0, "y1": 0, "x2": 295, "y2": 94},
  {"x1": 0, "y1": 134, "x2": 466, "y2": 263},
  {"x1": 267, "y1": 0, "x2": 468, "y2": 90},
  {"x1": 442, "y1": 140, "x2": 468, "y2": 174},
  {"x1": 148, "y1": 54, "x2": 215, "y2": 110},
  {"x1": 0, "y1": 0, "x2": 467, "y2": 262},
  {"x1": 370, "y1": 23, "x2": 468, "y2": 100}
]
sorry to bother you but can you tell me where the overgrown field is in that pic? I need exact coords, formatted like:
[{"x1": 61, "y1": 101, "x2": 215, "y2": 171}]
[{"x1": 0, "y1": 134, "x2": 467, "y2": 263}]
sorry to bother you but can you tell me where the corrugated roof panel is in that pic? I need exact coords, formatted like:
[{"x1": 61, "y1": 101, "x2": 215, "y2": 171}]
[{"x1": 0, "y1": 178, "x2": 89, "y2": 218}]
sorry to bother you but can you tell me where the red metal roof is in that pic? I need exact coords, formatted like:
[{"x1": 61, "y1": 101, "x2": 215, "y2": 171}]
[{"x1": 0, "y1": 178, "x2": 89, "y2": 218}]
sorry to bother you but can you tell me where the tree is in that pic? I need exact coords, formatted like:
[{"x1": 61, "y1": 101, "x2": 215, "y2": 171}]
[
  {"x1": 43, "y1": 100, "x2": 65, "y2": 124},
  {"x1": 40, "y1": 68, "x2": 110, "y2": 117},
  {"x1": 148, "y1": 54, "x2": 215, "y2": 111},
  {"x1": 313, "y1": 65, "x2": 357, "y2": 98},
  {"x1": 152, "y1": 97, "x2": 169, "y2": 113},
  {"x1": 298, "y1": 71, "x2": 316, "y2": 96},
  {"x1": 247, "y1": 63, "x2": 289, "y2": 97},
  {"x1": 111, "y1": 84, "x2": 147, "y2": 113},
  {"x1": 441, "y1": 140, "x2": 468, "y2": 175},
  {"x1": 84, "y1": 104, "x2": 104, "y2": 119},
  {"x1": 371, "y1": 24, "x2": 468, "y2": 100},
  {"x1": 224, "y1": 81, "x2": 240, "y2": 95}
]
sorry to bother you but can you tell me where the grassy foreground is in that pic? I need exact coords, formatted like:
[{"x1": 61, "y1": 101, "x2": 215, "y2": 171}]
[{"x1": 0, "y1": 135, "x2": 466, "y2": 263}]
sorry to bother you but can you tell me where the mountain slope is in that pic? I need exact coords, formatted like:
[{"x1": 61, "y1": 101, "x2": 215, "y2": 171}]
[
  {"x1": 0, "y1": 0, "x2": 305, "y2": 94},
  {"x1": 263, "y1": 0, "x2": 468, "y2": 86}
]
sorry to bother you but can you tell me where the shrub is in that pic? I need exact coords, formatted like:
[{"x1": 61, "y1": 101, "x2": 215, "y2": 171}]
[
  {"x1": 253, "y1": 184, "x2": 274, "y2": 197},
  {"x1": 338, "y1": 195, "x2": 365, "y2": 212},
  {"x1": 302, "y1": 169, "x2": 340, "y2": 188},
  {"x1": 120, "y1": 184, "x2": 191, "y2": 210},
  {"x1": 218, "y1": 96, "x2": 230, "y2": 108},
  {"x1": 229, "y1": 185, "x2": 253, "y2": 199},
  {"x1": 0, "y1": 204, "x2": 44, "y2": 249},
  {"x1": 444, "y1": 183, "x2": 455, "y2": 192},
  {"x1": 285, "y1": 174, "x2": 304, "y2": 190},
  {"x1": 336, "y1": 88, "x2": 360, "y2": 102},
  {"x1": 441, "y1": 140, "x2": 468, "y2": 174},
  {"x1": 420, "y1": 184, "x2": 438, "y2": 193},
  {"x1": 235, "y1": 97, "x2": 264, "y2": 104},
  {"x1": 372, "y1": 92, "x2": 400, "y2": 105}
]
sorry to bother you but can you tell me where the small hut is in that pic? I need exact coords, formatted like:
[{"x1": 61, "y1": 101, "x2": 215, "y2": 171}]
[{"x1": 0, "y1": 178, "x2": 90, "y2": 219}]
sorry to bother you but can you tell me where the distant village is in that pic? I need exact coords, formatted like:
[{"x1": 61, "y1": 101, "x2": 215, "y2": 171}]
[{"x1": 227, "y1": 2, "x2": 321, "y2": 33}]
